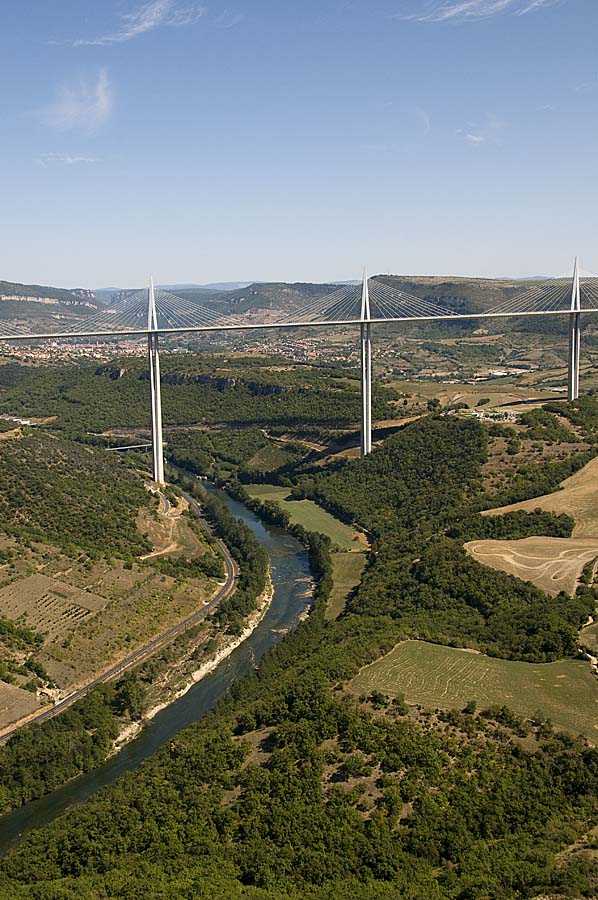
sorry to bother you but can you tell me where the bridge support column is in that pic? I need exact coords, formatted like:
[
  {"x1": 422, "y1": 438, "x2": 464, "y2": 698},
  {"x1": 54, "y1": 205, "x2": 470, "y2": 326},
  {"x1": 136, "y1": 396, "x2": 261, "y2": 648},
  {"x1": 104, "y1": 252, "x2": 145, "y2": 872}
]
[
  {"x1": 148, "y1": 333, "x2": 165, "y2": 484},
  {"x1": 147, "y1": 278, "x2": 165, "y2": 484},
  {"x1": 360, "y1": 323, "x2": 372, "y2": 455},
  {"x1": 360, "y1": 270, "x2": 372, "y2": 456},
  {"x1": 568, "y1": 257, "x2": 581, "y2": 402},
  {"x1": 568, "y1": 314, "x2": 581, "y2": 402}
]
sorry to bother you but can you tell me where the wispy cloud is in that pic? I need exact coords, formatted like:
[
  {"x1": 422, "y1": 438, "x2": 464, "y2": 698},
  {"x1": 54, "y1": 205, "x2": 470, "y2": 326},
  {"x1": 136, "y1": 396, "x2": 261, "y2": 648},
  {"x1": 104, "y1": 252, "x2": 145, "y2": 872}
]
[
  {"x1": 36, "y1": 153, "x2": 102, "y2": 168},
  {"x1": 70, "y1": 0, "x2": 207, "y2": 46},
  {"x1": 456, "y1": 113, "x2": 505, "y2": 144},
  {"x1": 397, "y1": 0, "x2": 560, "y2": 23},
  {"x1": 415, "y1": 106, "x2": 431, "y2": 134},
  {"x1": 215, "y1": 9, "x2": 245, "y2": 29},
  {"x1": 38, "y1": 70, "x2": 113, "y2": 132},
  {"x1": 574, "y1": 76, "x2": 598, "y2": 94}
]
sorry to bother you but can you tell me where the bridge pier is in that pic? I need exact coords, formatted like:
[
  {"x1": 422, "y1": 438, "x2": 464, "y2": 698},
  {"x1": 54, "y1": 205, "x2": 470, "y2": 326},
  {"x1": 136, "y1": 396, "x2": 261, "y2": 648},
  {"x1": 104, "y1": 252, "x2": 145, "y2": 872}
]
[
  {"x1": 360, "y1": 271, "x2": 372, "y2": 456},
  {"x1": 147, "y1": 279, "x2": 165, "y2": 484},
  {"x1": 567, "y1": 257, "x2": 581, "y2": 402},
  {"x1": 568, "y1": 314, "x2": 581, "y2": 402},
  {"x1": 360, "y1": 322, "x2": 372, "y2": 455}
]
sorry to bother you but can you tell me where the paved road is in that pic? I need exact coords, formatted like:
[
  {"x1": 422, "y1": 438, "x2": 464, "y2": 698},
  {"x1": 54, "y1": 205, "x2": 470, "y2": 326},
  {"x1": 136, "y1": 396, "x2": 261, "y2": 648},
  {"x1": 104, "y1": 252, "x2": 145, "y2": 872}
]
[{"x1": 0, "y1": 491, "x2": 238, "y2": 743}]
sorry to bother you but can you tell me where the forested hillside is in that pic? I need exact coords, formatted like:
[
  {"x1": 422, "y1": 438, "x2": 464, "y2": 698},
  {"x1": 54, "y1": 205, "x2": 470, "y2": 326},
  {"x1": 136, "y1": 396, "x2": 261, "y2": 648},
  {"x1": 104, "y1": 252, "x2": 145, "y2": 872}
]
[
  {"x1": 285, "y1": 417, "x2": 593, "y2": 662},
  {"x1": 0, "y1": 433, "x2": 150, "y2": 558},
  {"x1": 2, "y1": 415, "x2": 598, "y2": 898},
  {"x1": 0, "y1": 357, "x2": 396, "y2": 433}
]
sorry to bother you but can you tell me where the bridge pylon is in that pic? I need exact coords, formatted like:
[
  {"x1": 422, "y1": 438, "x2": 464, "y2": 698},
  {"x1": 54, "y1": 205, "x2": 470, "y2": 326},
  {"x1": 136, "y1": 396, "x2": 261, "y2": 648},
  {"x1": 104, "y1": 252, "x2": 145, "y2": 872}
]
[
  {"x1": 147, "y1": 277, "x2": 165, "y2": 484},
  {"x1": 360, "y1": 269, "x2": 372, "y2": 456},
  {"x1": 568, "y1": 257, "x2": 581, "y2": 402}
]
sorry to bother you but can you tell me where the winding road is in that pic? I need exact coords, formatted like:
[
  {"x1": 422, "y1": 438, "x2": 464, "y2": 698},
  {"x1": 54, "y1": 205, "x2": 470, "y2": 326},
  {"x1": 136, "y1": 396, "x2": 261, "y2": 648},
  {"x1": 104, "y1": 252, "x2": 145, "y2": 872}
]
[{"x1": 0, "y1": 491, "x2": 238, "y2": 743}]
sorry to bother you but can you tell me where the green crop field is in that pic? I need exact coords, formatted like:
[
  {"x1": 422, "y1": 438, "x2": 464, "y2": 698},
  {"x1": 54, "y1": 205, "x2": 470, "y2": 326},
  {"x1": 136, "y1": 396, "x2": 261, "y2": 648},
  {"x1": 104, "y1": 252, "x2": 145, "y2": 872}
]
[
  {"x1": 246, "y1": 484, "x2": 367, "y2": 551},
  {"x1": 352, "y1": 640, "x2": 598, "y2": 741},
  {"x1": 326, "y1": 552, "x2": 367, "y2": 621}
]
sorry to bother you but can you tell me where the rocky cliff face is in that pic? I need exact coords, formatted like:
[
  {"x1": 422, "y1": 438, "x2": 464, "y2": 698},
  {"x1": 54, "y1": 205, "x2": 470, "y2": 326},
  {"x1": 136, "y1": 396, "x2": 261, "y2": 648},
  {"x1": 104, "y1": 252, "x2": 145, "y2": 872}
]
[{"x1": 94, "y1": 364, "x2": 286, "y2": 395}]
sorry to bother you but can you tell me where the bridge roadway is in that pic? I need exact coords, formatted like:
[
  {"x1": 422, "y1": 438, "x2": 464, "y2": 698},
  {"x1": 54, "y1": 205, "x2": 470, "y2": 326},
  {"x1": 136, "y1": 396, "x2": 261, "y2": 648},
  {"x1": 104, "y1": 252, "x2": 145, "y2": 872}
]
[
  {"x1": 0, "y1": 491, "x2": 239, "y2": 744},
  {"x1": 1, "y1": 305, "x2": 598, "y2": 343}
]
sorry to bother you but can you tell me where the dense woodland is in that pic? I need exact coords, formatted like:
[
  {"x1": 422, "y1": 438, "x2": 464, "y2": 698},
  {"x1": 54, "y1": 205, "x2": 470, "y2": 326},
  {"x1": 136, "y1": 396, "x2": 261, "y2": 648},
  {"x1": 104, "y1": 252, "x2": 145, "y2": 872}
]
[
  {"x1": 0, "y1": 434, "x2": 151, "y2": 559},
  {"x1": 0, "y1": 357, "x2": 395, "y2": 434},
  {"x1": 0, "y1": 366, "x2": 598, "y2": 896}
]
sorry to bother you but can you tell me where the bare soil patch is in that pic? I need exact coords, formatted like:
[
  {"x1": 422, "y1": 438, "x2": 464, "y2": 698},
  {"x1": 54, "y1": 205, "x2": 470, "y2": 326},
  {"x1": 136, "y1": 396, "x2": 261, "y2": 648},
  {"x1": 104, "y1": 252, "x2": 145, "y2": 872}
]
[
  {"x1": 465, "y1": 537, "x2": 598, "y2": 596},
  {"x1": 0, "y1": 682, "x2": 42, "y2": 727}
]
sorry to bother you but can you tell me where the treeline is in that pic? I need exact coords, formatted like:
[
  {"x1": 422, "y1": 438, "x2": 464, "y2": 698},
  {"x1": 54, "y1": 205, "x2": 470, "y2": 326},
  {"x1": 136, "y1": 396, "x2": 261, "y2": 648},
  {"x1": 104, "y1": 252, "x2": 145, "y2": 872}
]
[
  {"x1": 0, "y1": 434, "x2": 151, "y2": 560},
  {"x1": 448, "y1": 508, "x2": 575, "y2": 540},
  {"x1": 0, "y1": 683, "x2": 123, "y2": 812},
  {"x1": 225, "y1": 478, "x2": 334, "y2": 606},
  {"x1": 294, "y1": 417, "x2": 488, "y2": 537},
  {"x1": 482, "y1": 449, "x2": 595, "y2": 508},
  {"x1": 178, "y1": 478, "x2": 270, "y2": 634},
  {"x1": 519, "y1": 408, "x2": 578, "y2": 443},
  {"x1": 545, "y1": 394, "x2": 598, "y2": 439}
]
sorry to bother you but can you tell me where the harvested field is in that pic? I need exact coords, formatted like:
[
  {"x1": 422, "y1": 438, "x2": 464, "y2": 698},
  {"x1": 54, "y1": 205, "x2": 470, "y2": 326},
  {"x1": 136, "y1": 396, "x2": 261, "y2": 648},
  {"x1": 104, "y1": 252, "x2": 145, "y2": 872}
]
[
  {"x1": 464, "y1": 537, "x2": 598, "y2": 596},
  {"x1": 326, "y1": 552, "x2": 367, "y2": 621},
  {"x1": 0, "y1": 682, "x2": 43, "y2": 728},
  {"x1": 484, "y1": 456, "x2": 598, "y2": 538},
  {"x1": 352, "y1": 640, "x2": 598, "y2": 741},
  {"x1": 246, "y1": 485, "x2": 368, "y2": 551},
  {"x1": 0, "y1": 573, "x2": 106, "y2": 639},
  {"x1": 469, "y1": 457, "x2": 598, "y2": 594}
]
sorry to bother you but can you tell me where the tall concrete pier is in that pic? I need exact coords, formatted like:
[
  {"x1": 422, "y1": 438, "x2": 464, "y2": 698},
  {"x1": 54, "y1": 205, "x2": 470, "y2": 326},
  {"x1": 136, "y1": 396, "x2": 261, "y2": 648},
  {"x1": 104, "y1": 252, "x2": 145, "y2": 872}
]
[
  {"x1": 360, "y1": 271, "x2": 372, "y2": 456},
  {"x1": 568, "y1": 257, "x2": 581, "y2": 402},
  {"x1": 147, "y1": 278, "x2": 165, "y2": 484}
]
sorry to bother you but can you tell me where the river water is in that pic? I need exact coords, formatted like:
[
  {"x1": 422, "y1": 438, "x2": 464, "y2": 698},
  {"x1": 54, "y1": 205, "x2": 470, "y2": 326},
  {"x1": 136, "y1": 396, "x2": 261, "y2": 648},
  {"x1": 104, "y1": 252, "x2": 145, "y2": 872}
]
[{"x1": 0, "y1": 482, "x2": 312, "y2": 854}]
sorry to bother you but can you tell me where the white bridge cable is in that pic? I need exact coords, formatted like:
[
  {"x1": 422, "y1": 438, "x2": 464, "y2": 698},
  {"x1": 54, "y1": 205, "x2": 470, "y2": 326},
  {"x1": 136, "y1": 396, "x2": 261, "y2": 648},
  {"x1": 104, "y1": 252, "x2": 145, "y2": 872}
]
[
  {"x1": 275, "y1": 283, "x2": 363, "y2": 325},
  {"x1": 487, "y1": 279, "x2": 571, "y2": 316},
  {"x1": 280, "y1": 283, "x2": 362, "y2": 324},
  {"x1": 580, "y1": 278, "x2": 598, "y2": 311},
  {"x1": 368, "y1": 279, "x2": 458, "y2": 319},
  {"x1": 60, "y1": 289, "x2": 150, "y2": 335},
  {"x1": 153, "y1": 289, "x2": 227, "y2": 330},
  {"x1": 0, "y1": 320, "x2": 35, "y2": 338}
]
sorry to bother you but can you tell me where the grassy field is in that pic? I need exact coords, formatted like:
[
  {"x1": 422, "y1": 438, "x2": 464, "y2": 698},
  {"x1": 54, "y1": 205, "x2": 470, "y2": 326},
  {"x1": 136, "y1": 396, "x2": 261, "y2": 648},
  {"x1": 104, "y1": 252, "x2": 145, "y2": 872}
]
[
  {"x1": 246, "y1": 484, "x2": 368, "y2": 551},
  {"x1": 485, "y1": 456, "x2": 598, "y2": 538},
  {"x1": 385, "y1": 378, "x2": 561, "y2": 410},
  {"x1": 352, "y1": 640, "x2": 598, "y2": 741},
  {"x1": 464, "y1": 537, "x2": 598, "y2": 596},
  {"x1": 581, "y1": 621, "x2": 598, "y2": 654},
  {"x1": 246, "y1": 444, "x2": 295, "y2": 471},
  {"x1": 326, "y1": 552, "x2": 367, "y2": 621}
]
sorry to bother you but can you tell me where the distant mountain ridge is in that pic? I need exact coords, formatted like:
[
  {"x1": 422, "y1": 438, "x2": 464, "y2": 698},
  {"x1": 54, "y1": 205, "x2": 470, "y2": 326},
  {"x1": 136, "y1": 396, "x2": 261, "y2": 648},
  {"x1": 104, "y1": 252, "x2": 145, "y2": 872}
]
[
  {"x1": 0, "y1": 273, "x2": 561, "y2": 331},
  {"x1": 0, "y1": 280, "x2": 96, "y2": 307}
]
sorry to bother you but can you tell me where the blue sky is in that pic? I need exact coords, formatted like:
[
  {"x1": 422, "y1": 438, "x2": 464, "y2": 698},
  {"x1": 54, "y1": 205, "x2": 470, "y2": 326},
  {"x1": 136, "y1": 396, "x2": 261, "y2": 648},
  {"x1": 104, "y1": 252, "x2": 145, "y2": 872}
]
[{"x1": 0, "y1": 0, "x2": 595, "y2": 287}]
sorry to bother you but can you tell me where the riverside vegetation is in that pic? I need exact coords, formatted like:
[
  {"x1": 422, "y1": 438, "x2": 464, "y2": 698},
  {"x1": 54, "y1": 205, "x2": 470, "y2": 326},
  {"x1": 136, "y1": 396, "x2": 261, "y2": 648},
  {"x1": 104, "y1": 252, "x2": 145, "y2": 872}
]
[{"x1": 0, "y1": 363, "x2": 598, "y2": 896}]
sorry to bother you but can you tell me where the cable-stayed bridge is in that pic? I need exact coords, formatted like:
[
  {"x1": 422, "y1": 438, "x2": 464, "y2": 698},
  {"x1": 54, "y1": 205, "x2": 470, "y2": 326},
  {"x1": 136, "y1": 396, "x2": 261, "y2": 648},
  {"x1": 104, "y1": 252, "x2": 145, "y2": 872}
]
[{"x1": 1, "y1": 260, "x2": 596, "y2": 482}]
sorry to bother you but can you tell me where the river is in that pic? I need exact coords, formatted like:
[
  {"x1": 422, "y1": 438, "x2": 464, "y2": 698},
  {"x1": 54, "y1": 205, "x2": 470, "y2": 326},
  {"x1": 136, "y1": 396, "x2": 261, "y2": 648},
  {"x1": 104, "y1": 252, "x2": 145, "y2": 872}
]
[{"x1": 0, "y1": 481, "x2": 313, "y2": 854}]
